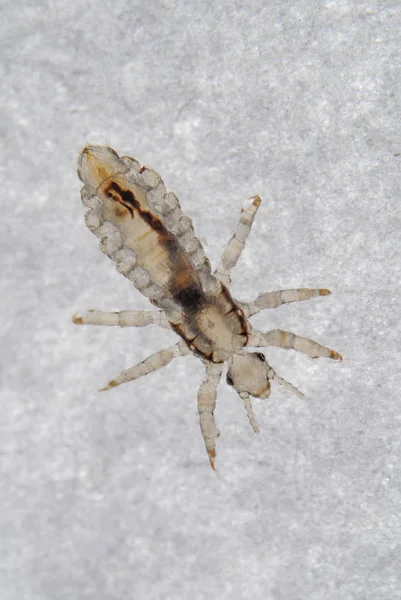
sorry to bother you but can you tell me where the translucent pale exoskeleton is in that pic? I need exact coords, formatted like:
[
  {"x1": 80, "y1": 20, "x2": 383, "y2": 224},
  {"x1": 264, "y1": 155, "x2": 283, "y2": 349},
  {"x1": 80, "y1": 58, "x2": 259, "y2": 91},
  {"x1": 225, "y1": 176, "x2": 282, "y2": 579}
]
[{"x1": 75, "y1": 146, "x2": 342, "y2": 469}]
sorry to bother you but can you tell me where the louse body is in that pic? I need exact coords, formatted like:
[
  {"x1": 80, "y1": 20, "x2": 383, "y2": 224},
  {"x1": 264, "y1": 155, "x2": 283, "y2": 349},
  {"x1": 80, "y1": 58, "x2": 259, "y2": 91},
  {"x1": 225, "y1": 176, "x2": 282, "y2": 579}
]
[{"x1": 75, "y1": 146, "x2": 342, "y2": 469}]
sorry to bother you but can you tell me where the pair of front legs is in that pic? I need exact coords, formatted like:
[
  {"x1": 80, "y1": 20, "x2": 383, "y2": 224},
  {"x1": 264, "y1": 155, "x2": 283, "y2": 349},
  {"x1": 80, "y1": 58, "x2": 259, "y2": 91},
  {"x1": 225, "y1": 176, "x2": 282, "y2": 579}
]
[{"x1": 73, "y1": 196, "x2": 341, "y2": 468}]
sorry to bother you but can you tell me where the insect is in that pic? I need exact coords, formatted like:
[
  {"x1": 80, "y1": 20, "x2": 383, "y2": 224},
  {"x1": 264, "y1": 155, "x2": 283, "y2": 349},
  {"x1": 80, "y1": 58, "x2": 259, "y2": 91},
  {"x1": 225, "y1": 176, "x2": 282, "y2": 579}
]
[{"x1": 74, "y1": 145, "x2": 342, "y2": 469}]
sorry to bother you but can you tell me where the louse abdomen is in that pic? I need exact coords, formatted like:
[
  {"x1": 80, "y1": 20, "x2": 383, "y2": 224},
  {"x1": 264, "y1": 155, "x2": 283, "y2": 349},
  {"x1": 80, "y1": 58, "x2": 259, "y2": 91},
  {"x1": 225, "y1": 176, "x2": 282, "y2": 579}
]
[{"x1": 79, "y1": 145, "x2": 220, "y2": 322}]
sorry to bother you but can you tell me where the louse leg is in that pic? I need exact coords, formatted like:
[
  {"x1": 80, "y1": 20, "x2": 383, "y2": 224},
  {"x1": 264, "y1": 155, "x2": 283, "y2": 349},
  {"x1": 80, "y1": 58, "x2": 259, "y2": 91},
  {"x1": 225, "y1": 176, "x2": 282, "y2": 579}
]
[
  {"x1": 249, "y1": 329, "x2": 343, "y2": 361},
  {"x1": 240, "y1": 288, "x2": 331, "y2": 318},
  {"x1": 198, "y1": 362, "x2": 223, "y2": 470},
  {"x1": 100, "y1": 341, "x2": 190, "y2": 391},
  {"x1": 214, "y1": 196, "x2": 261, "y2": 287},
  {"x1": 73, "y1": 309, "x2": 171, "y2": 330}
]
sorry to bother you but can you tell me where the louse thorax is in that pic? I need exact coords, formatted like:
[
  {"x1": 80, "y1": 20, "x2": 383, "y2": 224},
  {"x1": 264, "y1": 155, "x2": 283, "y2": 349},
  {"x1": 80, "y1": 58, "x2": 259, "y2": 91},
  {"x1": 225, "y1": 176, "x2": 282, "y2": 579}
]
[{"x1": 173, "y1": 285, "x2": 249, "y2": 363}]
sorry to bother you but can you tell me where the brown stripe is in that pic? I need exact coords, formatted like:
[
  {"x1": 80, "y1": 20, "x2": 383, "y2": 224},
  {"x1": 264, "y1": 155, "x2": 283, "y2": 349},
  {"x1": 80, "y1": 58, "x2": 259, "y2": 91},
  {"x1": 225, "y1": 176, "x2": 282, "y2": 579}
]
[
  {"x1": 105, "y1": 181, "x2": 183, "y2": 261},
  {"x1": 220, "y1": 285, "x2": 249, "y2": 344},
  {"x1": 105, "y1": 181, "x2": 205, "y2": 310}
]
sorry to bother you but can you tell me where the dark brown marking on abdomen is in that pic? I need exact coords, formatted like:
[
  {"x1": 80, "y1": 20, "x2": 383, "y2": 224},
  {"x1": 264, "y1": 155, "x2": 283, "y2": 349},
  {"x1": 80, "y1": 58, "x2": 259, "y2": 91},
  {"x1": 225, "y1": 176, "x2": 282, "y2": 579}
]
[
  {"x1": 104, "y1": 181, "x2": 206, "y2": 310},
  {"x1": 174, "y1": 283, "x2": 204, "y2": 310},
  {"x1": 105, "y1": 182, "x2": 186, "y2": 261}
]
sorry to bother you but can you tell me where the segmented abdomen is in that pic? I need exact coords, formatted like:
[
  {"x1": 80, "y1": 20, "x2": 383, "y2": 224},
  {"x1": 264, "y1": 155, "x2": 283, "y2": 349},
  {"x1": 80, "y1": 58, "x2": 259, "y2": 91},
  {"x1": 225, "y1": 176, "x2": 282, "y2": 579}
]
[{"x1": 78, "y1": 146, "x2": 219, "y2": 321}]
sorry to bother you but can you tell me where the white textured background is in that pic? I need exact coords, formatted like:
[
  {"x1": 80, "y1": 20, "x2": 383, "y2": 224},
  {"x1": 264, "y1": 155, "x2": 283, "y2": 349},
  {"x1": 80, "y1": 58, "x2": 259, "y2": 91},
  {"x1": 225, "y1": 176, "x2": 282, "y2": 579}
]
[{"x1": 1, "y1": 1, "x2": 400, "y2": 599}]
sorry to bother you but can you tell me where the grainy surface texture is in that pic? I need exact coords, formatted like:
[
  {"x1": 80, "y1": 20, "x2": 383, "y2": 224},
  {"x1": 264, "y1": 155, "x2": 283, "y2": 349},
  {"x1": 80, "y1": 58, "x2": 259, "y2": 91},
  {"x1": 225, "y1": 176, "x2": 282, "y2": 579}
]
[{"x1": 1, "y1": 1, "x2": 400, "y2": 599}]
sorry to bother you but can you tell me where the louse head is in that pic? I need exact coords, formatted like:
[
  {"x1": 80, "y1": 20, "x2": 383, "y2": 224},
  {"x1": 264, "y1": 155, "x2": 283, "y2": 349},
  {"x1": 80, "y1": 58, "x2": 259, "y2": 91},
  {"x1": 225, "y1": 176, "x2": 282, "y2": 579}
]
[
  {"x1": 78, "y1": 145, "x2": 125, "y2": 193},
  {"x1": 226, "y1": 351, "x2": 271, "y2": 399}
]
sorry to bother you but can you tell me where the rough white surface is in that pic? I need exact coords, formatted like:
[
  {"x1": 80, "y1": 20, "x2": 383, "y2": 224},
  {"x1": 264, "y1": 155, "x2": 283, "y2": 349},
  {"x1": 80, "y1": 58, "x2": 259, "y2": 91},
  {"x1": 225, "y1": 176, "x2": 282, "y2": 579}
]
[{"x1": 1, "y1": 2, "x2": 400, "y2": 599}]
